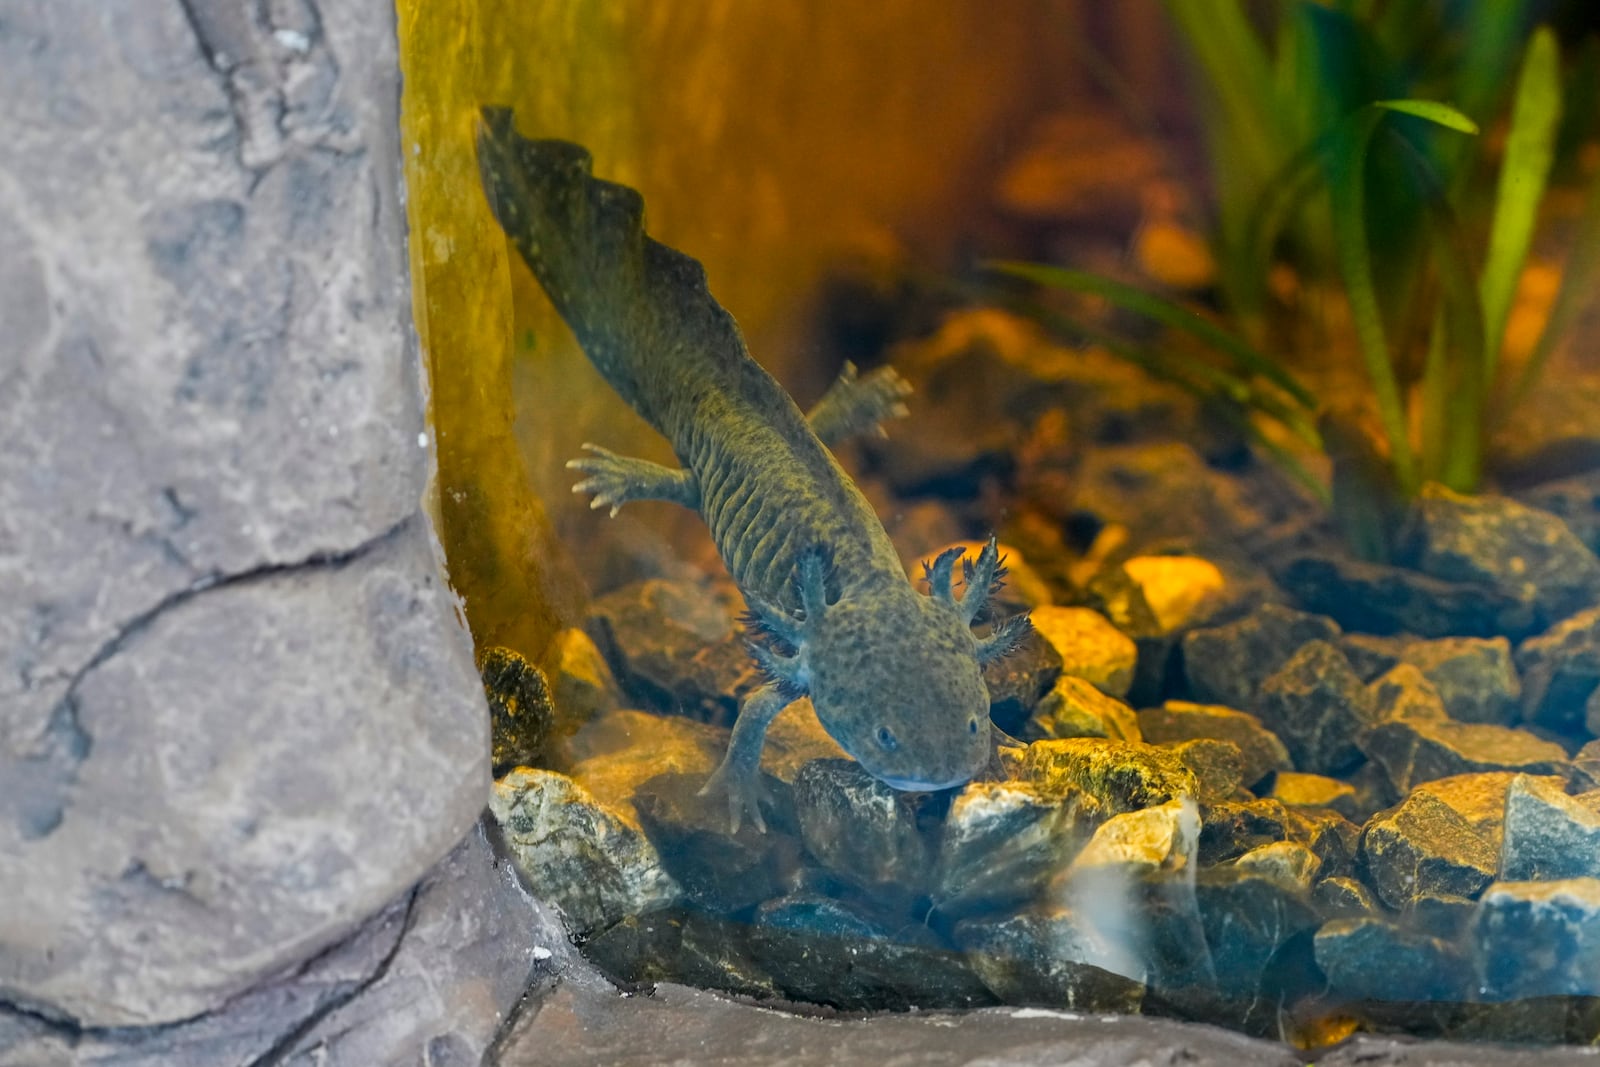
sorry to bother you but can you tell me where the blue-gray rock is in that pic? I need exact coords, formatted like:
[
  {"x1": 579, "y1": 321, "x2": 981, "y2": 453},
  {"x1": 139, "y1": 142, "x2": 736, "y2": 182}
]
[
  {"x1": 1359, "y1": 791, "x2": 1498, "y2": 909},
  {"x1": 1276, "y1": 553, "x2": 1533, "y2": 638},
  {"x1": 1499, "y1": 774, "x2": 1600, "y2": 881},
  {"x1": 1314, "y1": 917, "x2": 1470, "y2": 1002},
  {"x1": 1137, "y1": 701, "x2": 1292, "y2": 789},
  {"x1": 1400, "y1": 484, "x2": 1600, "y2": 632},
  {"x1": 1359, "y1": 716, "x2": 1569, "y2": 796},
  {"x1": 1253, "y1": 640, "x2": 1378, "y2": 775},
  {"x1": 1399, "y1": 637, "x2": 1521, "y2": 726},
  {"x1": 1477, "y1": 878, "x2": 1600, "y2": 999},
  {"x1": 1515, "y1": 605, "x2": 1600, "y2": 735},
  {"x1": 1182, "y1": 604, "x2": 1340, "y2": 709}
]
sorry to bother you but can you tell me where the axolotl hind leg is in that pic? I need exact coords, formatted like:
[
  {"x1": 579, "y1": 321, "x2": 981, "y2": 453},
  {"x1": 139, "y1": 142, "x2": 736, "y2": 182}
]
[{"x1": 805, "y1": 361, "x2": 912, "y2": 447}]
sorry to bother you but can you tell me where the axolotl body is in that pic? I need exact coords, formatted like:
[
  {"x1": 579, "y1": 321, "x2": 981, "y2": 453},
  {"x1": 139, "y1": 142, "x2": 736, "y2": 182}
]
[{"x1": 476, "y1": 109, "x2": 1031, "y2": 830}]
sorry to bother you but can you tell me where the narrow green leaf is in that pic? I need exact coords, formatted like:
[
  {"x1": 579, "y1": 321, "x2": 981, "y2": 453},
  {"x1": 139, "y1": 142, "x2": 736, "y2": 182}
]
[
  {"x1": 1373, "y1": 99, "x2": 1481, "y2": 135},
  {"x1": 1325, "y1": 108, "x2": 1417, "y2": 494},
  {"x1": 1480, "y1": 26, "x2": 1561, "y2": 380},
  {"x1": 983, "y1": 261, "x2": 1316, "y2": 410}
]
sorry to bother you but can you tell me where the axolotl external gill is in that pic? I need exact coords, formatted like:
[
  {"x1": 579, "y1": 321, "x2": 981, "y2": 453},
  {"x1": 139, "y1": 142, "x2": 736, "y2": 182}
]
[{"x1": 476, "y1": 108, "x2": 1033, "y2": 831}]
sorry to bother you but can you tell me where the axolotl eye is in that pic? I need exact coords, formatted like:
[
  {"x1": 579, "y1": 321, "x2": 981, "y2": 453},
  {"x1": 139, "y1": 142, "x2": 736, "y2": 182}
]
[
  {"x1": 875, "y1": 725, "x2": 899, "y2": 751},
  {"x1": 969, "y1": 717, "x2": 980, "y2": 735}
]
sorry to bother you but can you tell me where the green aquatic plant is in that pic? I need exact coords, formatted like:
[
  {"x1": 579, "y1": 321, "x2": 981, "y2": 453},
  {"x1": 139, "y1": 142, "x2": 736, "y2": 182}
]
[{"x1": 990, "y1": 8, "x2": 1600, "y2": 560}]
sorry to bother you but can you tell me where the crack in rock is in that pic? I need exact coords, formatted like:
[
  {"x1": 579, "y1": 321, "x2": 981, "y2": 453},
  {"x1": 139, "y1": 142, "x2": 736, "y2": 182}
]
[{"x1": 19, "y1": 512, "x2": 419, "y2": 843}]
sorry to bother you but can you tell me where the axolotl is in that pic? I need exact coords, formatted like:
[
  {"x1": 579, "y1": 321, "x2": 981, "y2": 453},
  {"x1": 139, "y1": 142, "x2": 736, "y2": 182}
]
[{"x1": 476, "y1": 108, "x2": 1032, "y2": 831}]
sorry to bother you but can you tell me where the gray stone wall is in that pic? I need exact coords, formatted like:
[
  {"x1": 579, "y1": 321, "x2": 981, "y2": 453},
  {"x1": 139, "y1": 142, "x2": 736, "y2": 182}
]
[{"x1": 0, "y1": 0, "x2": 491, "y2": 1036}]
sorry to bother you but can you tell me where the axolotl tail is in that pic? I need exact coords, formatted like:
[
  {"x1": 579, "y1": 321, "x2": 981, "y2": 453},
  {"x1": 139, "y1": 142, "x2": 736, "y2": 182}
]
[{"x1": 475, "y1": 107, "x2": 745, "y2": 435}]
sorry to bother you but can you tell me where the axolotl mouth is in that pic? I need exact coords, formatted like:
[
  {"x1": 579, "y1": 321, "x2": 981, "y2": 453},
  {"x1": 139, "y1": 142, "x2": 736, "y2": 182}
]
[{"x1": 876, "y1": 771, "x2": 980, "y2": 793}]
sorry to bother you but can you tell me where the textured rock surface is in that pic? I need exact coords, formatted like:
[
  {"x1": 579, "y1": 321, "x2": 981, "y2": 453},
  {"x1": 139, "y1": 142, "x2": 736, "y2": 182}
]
[
  {"x1": 1360, "y1": 716, "x2": 1569, "y2": 795},
  {"x1": 1253, "y1": 640, "x2": 1378, "y2": 775},
  {"x1": 1499, "y1": 774, "x2": 1600, "y2": 881},
  {"x1": 1027, "y1": 605, "x2": 1137, "y2": 698},
  {"x1": 1477, "y1": 878, "x2": 1600, "y2": 999},
  {"x1": 0, "y1": 821, "x2": 574, "y2": 1066},
  {"x1": 1359, "y1": 792, "x2": 1498, "y2": 909},
  {"x1": 1182, "y1": 604, "x2": 1340, "y2": 709},
  {"x1": 0, "y1": 0, "x2": 489, "y2": 1030},
  {"x1": 1137, "y1": 701, "x2": 1291, "y2": 788}
]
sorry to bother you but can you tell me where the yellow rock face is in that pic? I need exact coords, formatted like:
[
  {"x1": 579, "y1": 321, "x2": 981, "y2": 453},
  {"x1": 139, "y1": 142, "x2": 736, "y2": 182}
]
[
  {"x1": 1028, "y1": 606, "x2": 1139, "y2": 698},
  {"x1": 1121, "y1": 555, "x2": 1225, "y2": 633}
]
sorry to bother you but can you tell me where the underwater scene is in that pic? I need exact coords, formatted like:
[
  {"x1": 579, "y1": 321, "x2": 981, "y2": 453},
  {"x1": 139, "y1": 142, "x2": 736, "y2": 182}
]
[{"x1": 401, "y1": 0, "x2": 1600, "y2": 1050}]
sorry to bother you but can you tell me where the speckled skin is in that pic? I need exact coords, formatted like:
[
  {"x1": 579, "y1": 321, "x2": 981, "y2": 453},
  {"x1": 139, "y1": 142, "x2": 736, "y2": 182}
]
[{"x1": 478, "y1": 109, "x2": 1030, "y2": 830}]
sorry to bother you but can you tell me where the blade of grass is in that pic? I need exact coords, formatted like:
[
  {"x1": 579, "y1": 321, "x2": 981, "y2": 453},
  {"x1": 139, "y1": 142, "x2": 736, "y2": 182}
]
[
  {"x1": 983, "y1": 261, "x2": 1317, "y2": 410},
  {"x1": 1480, "y1": 26, "x2": 1561, "y2": 382}
]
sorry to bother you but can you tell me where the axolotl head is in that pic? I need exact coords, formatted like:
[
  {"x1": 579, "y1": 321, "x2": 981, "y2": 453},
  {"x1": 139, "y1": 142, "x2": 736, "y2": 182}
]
[{"x1": 745, "y1": 538, "x2": 1033, "y2": 792}]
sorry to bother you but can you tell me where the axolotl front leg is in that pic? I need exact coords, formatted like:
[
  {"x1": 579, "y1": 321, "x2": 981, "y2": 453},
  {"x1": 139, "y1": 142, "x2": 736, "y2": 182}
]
[{"x1": 566, "y1": 363, "x2": 909, "y2": 515}]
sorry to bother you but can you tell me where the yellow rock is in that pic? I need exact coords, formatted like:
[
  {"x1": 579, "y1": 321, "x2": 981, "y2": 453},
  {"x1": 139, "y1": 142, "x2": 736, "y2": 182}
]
[
  {"x1": 547, "y1": 627, "x2": 623, "y2": 732},
  {"x1": 1032, "y1": 675, "x2": 1141, "y2": 743},
  {"x1": 1268, "y1": 771, "x2": 1359, "y2": 821},
  {"x1": 1028, "y1": 606, "x2": 1138, "y2": 698},
  {"x1": 1016, "y1": 737, "x2": 1197, "y2": 814},
  {"x1": 1413, "y1": 771, "x2": 1566, "y2": 850},
  {"x1": 1070, "y1": 798, "x2": 1198, "y2": 875},
  {"x1": 566, "y1": 709, "x2": 724, "y2": 813},
  {"x1": 1133, "y1": 220, "x2": 1216, "y2": 291},
  {"x1": 1121, "y1": 555, "x2": 1225, "y2": 633}
]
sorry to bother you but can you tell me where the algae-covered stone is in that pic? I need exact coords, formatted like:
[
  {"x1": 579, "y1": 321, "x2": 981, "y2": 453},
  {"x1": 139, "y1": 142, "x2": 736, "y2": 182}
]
[
  {"x1": 1028, "y1": 605, "x2": 1138, "y2": 698},
  {"x1": 1029, "y1": 675, "x2": 1141, "y2": 742},
  {"x1": 1266, "y1": 772, "x2": 1359, "y2": 821},
  {"x1": 956, "y1": 909, "x2": 1147, "y2": 1010},
  {"x1": 1121, "y1": 555, "x2": 1226, "y2": 633},
  {"x1": 748, "y1": 895, "x2": 994, "y2": 1011},
  {"x1": 1477, "y1": 878, "x2": 1600, "y2": 999},
  {"x1": 792, "y1": 759, "x2": 933, "y2": 893},
  {"x1": 1164, "y1": 738, "x2": 1246, "y2": 803},
  {"x1": 1314, "y1": 918, "x2": 1469, "y2": 1002},
  {"x1": 1399, "y1": 636, "x2": 1521, "y2": 726},
  {"x1": 1499, "y1": 774, "x2": 1600, "y2": 881},
  {"x1": 480, "y1": 646, "x2": 555, "y2": 774},
  {"x1": 1359, "y1": 791, "x2": 1497, "y2": 909},
  {"x1": 1254, "y1": 640, "x2": 1378, "y2": 775},
  {"x1": 1182, "y1": 603, "x2": 1340, "y2": 709},
  {"x1": 1138, "y1": 701, "x2": 1292, "y2": 788},
  {"x1": 936, "y1": 780, "x2": 1102, "y2": 917},
  {"x1": 1515, "y1": 605, "x2": 1600, "y2": 734},
  {"x1": 490, "y1": 768, "x2": 680, "y2": 935},
  {"x1": 1402, "y1": 484, "x2": 1600, "y2": 632},
  {"x1": 1015, "y1": 737, "x2": 1198, "y2": 814},
  {"x1": 1314, "y1": 875, "x2": 1377, "y2": 917},
  {"x1": 1069, "y1": 798, "x2": 1199, "y2": 877},
  {"x1": 1359, "y1": 717, "x2": 1569, "y2": 796}
]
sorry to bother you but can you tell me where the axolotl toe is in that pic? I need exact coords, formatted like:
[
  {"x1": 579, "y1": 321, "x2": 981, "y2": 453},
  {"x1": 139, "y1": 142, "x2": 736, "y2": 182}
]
[{"x1": 477, "y1": 108, "x2": 1033, "y2": 832}]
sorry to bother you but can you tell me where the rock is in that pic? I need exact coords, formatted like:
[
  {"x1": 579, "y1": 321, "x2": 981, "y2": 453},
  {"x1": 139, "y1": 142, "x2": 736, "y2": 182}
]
[
  {"x1": 1231, "y1": 841, "x2": 1321, "y2": 889},
  {"x1": 1068, "y1": 798, "x2": 1199, "y2": 877},
  {"x1": 1314, "y1": 918, "x2": 1470, "y2": 1002},
  {"x1": 581, "y1": 907, "x2": 777, "y2": 1001},
  {"x1": 585, "y1": 579, "x2": 760, "y2": 724},
  {"x1": 547, "y1": 626, "x2": 624, "y2": 734},
  {"x1": 956, "y1": 909, "x2": 1147, "y2": 1010},
  {"x1": 1028, "y1": 675, "x2": 1142, "y2": 742},
  {"x1": 1182, "y1": 603, "x2": 1341, "y2": 709},
  {"x1": 1027, "y1": 606, "x2": 1138, "y2": 699},
  {"x1": 1359, "y1": 716, "x2": 1569, "y2": 796},
  {"x1": 1254, "y1": 640, "x2": 1378, "y2": 775},
  {"x1": 1575, "y1": 739, "x2": 1600, "y2": 790},
  {"x1": 1359, "y1": 791, "x2": 1498, "y2": 909},
  {"x1": 1339, "y1": 633, "x2": 1409, "y2": 680},
  {"x1": 1519, "y1": 469, "x2": 1600, "y2": 557},
  {"x1": 480, "y1": 645, "x2": 555, "y2": 774},
  {"x1": 1477, "y1": 878, "x2": 1600, "y2": 999},
  {"x1": 1, "y1": 0, "x2": 477, "y2": 1028},
  {"x1": 935, "y1": 780, "x2": 1101, "y2": 917},
  {"x1": 566, "y1": 709, "x2": 725, "y2": 809},
  {"x1": 1314, "y1": 876, "x2": 1378, "y2": 917},
  {"x1": 1196, "y1": 799, "x2": 1353, "y2": 876},
  {"x1": 1120, "y1": 555, "x2": 1227, "y2": 633},
  {"x1": 748, "y1": 895, "x2": 995, "y2": 1011},
  {"x1": 1276, "y1": 553, "x2": 1534, "y2": 638},
  {"x1": 792, "y1": 759, "x2": 934, "y2": 895},
  {"x1": 1, "y1": 521, "x2": 487, "y2": 1028},
  {"x1": 1135, "y1": 218, "x2": 1217, "y2": 291},
  {"x1": 1166, "y1": 739, "x2": 1246, "y2": 803},
  {"x1": 1067, "y1": 442, "x2": 1268, "y2": 549},
  {"x1": 1266, "y1": 773, "x2": 1359, "y2": 822},
  {"x1": 0, "y1": 821, "x2": 571, "y2": 1066},
  {"x1": 1515, "y1": 605, "x2": 1600, "y2": 734},
  {"x1": 1137, "y1": 702, "x2": 1292, "y2": 789},
  {"x1": 1399, "y1": 637, "x2": 1521, "y2": 726},
  {"x1": 1400, "y1": 484, "x2": 1600, "y2": 632},
  {"x1": 1412, "y1": 772, "x2": 1559, "y2": 851},
  {"x1": 490, "y1": 768, "x2": 680, "y2": 935},
  {"x1": 1193, "y1": 864, "x2": 1319, "y2": 993},
  {"x1": 1500, "y1": 774, "x2": 1600, "y2": 881},
  {"x1": 984, "y1": 627, "x2": 1063, "y2": 734},
  {"x1": 631, "y1": 772, "x2": 797, "y2": 913},
  {"x1": 1367, "y1": 663, "x2": 1450, "y2": 722},
  {"x1": 992, "y1": 111, "x2": 1163, "y2": 224},
  {"x1": 1013, "y1": 738, "x2": 1198, "y2": 815}
]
